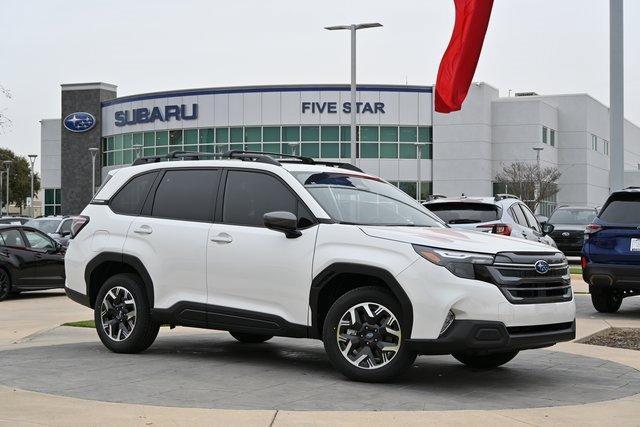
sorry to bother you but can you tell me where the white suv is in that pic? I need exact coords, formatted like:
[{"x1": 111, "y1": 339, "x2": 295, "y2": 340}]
[{"x1": 65, "y1": 151, "x2": 576, "y2": 382}]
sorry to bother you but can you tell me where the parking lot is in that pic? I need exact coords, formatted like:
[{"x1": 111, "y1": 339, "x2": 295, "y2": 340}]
[{"x1": 1, "y1": 280, "x2": 639, "y2": 426}]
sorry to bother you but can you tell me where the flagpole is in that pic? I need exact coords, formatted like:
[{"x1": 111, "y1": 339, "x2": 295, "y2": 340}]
[{"x1": 609, "y1": 0, "x2": 624, "y2": 192}]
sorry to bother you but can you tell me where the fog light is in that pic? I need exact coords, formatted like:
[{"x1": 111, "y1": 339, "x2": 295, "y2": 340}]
[{"x1": 439, "y1": 310, "x2": 455, "y2": 336}]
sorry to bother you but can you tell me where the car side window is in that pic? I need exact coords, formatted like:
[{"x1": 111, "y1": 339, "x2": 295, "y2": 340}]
[
  {"x1": 520, "y1": 204, "x2": 541, "y2": 232},
  {"x1": 510, "y1": 205, "x2": 527, "y2": 226},
  {"x1": 0, "y1": 229, "x2": 25, "y2": 248},
  {"x1": 110, "y1": 172, "x2": 158, "y2": 216},
  {"x1": 59, "y1": 219, "x2": 72, "y2": 235},
  {"x1": 222, "y1": 170, "x2": 299, "y2": 227},
  {"x1": 151, "y1": 169, "x2": 220, "y2": 222},
  {"x1": 23, "y1": 230, "x2": 56, "y2": 251}
]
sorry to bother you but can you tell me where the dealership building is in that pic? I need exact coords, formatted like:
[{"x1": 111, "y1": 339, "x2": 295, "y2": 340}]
[{"x1": 40, "y1": 81, "x2": 640, "y2": 216}]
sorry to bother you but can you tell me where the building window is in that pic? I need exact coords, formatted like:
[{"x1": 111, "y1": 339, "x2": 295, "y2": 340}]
[
  {"x1": 542, "y1": 126, "x2": 548, "y2": 144},
  {"x1": 550, "y1": 129, "x2": 555, "y2": 147},
  {"x1": 603, "y1": 140, "x2": 609, "y2": 155},
  {"x1": 44, "y1": 188, "x2": 61, "y2": 216},
  {"x1": 100, "y1": 125, "x2": 434, "y2": 165},
  {"x1": 390, "y1": 181, "x2": 432, "y2": 201},
  {"x1": 591, "y1": 134, "x2": 598, "y2": 151}
]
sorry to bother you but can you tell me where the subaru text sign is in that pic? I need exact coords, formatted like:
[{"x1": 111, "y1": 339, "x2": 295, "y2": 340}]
[
  {"x1": 63, "y1": 112, "x2": 96, "y2": 133},
  {"x1": 114, "y1": 104, "x2": 198, "y2": 127},
  {"x1": 301, "y1": 101, "x2": 385, "y2": 114}
]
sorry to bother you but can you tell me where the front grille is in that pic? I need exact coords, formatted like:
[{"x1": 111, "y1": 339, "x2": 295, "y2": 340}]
[{"x1": 477, "y1": 252, "x2": 572, "y2": 304}]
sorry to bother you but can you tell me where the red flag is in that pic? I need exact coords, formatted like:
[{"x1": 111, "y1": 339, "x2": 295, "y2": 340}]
[{"x1": 435, "y1": 0, "x2": 494, "y2": 113}]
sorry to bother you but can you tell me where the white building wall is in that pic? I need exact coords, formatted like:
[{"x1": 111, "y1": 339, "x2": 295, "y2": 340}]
[
  {"x1": 432, "y1": 83, "x2": 497, "y2": 196},
  {"x1": 40, "y1": 119, "x2": 61, "y2": 189}
]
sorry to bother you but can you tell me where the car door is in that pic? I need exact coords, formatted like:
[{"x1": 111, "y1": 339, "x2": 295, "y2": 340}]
[
  {"x1": 519, "y1": 204, "x2": 547, "y2": 243},
  {"x1": 21, "y1": 228, "x2": 65, "y2": 286},
  {"x1": 206, "y1": 169, "x2": 318, "y2": 328},
  {"x1": 125, "y1": 168, "x2": 220, "y2": 318},
  {"x1": 0, "y1": 228, "x2": 40, "y2": 288}
]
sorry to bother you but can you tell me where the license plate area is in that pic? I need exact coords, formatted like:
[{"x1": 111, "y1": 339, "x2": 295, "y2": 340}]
[{"x1": 631, "y1": 238, "x2": 640, "y2": 252}]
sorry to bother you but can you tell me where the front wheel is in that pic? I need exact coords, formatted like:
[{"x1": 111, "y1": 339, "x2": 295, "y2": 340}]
[
  {"x1": 591, "y1": 290, "x2": 622, "y2": 313},
  {"x1": 452, "y1": 350, "x2": 519, "y2": 369},
  {"x1": 94, "y1": 273, "x2": 159, "y2": 353},
  {"x1": 322, "y1": 287, "x2": 417, "y2": 382},
  {"x1": 0, "y1": 269, "x2": 11, "y2": 301}
]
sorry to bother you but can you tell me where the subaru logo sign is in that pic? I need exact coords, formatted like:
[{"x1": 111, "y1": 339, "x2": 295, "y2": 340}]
[
  {"x1": 562, "y1": 232, "x2": 570, "y2": 237},
  {"x1": 64, "y1": 112, "x2": 96, "y2": 133},
  {"x1": 534, "y1": 260, "x2": 550, "y2": 275}
]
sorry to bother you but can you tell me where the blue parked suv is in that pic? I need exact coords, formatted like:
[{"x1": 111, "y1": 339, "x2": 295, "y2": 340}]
[{"x1": 582, "y1": 187, "x2": 640, "y2": 312}]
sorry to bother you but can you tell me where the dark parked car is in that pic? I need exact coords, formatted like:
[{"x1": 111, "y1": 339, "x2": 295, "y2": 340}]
[
  {"x1": 583, "y1": 187, "x2": 640, "y2": 312},
  {"x1": 547, "y1": 206, "x2": 599, "y2": 256},
  {"x1": 0, "y1": 216, "x2": 30, "y2": 225},
  {"x1": 24, "y1": 216, "x2": 74, "y2": 247},
  {"x1": 0, "y1": 225, "x2": 66, "y2": 301}
]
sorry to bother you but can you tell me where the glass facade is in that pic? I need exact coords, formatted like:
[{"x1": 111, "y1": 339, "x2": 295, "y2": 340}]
[
  {"x1": 44, "y1": 188, "x2": 61, "y2": 216},
  {"x1": 102, "y1": 125, "x2": 433, "y2": 167},
  {"x1": 388, "y1": 181, "x2": 433, "y2": 202}
]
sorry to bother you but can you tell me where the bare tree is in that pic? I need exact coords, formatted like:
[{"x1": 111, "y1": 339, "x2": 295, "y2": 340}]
[
  {"x1": 494, "y1": 162, "x2": 561, "y2": 212},
  {"x1": 0, "y1": 84, "x2": 11, "y2": 133}
]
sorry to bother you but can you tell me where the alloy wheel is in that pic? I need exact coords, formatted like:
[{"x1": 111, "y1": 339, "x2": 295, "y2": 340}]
[
  {"x1": 336, "y1": 302, "x2": 401, "y2": 369},
  {"x1": 100, "y1": 286, "x2": 137, "y2": 341}
]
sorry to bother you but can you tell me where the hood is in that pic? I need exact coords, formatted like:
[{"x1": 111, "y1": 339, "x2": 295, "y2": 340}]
[{"x1": 359, "y1": 226, "x2": 558, "y2": 255}]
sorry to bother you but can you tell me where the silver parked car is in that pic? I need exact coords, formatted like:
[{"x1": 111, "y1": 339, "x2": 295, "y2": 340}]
[
  {"x1": 424, "y1": 195, "x2": 557, "y2": 247},
  {"x1": 23, "y1": 216, "x2": 74, "y2": 246}
]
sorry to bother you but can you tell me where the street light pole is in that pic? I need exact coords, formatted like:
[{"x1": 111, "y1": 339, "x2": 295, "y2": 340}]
[
  {"x1": 89, "y1": 148, "x2": 99, "y2": 198},
  {"x1": 0, "y1": 171, "x2": 4, "y2": 216},
  {"x1": 27, "y1": 154, "x2": 37, "y2": 218},
  {"x1": 325, "y1": 22, "x2": 382, "y2": 166},
  {"x1": 533, "y1": 147, "x2": 544, "y2": 212},
  {"x1": 3, "y1": 160, "x2": 12, "y2": 215}
]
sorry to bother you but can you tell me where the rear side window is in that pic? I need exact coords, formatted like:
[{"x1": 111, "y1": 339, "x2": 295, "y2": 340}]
[
  {"x1": 110, "y1": 172, "x2": 158, "y2": 216},
  {"x1": 599, "y1": 195, "x2": 640, "y2": 224},
  {"x1": 152, "y1": 169, "x2": 220, "y2": 222},
  {"x1": 510, "y1": 205, "x2": 528, "y2": 226},
  {"x1": 519, "y1": 204, "x2": 541, "y2": 232},
  {"x1": 0, "y1": 229, "x2": 25, "y2": 248},
  {"x1": 222, "y1": 170, "x2": 298, "y2": 227},
  {"x1": 59, "y1": 219, "x2": 72, "y2": 234},
  {"x1": 426, "y1": 202, "x2": 500, "y2": 224}
]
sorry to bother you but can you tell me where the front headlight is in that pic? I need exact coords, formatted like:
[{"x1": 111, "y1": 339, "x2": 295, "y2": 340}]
[{"x1": 413, "y1": 245, "x2": 494, "y2": 280}]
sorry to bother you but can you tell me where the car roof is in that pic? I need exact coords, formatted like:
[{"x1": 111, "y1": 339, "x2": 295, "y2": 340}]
[{"x1": 612, "y1": 186, "x2": 640, "y2": 195}]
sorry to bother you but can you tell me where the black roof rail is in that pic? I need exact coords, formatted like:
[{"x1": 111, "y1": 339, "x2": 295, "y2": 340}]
[{"x1": 131, "y1": 149, "x2": 363, "y2": 172}]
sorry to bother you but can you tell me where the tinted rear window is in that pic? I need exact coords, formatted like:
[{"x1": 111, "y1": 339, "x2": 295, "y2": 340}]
[
  {"x1": 426, "y1": 202, "x2": 500, "y2": 224},
  {"x1": 599, "y1": 195, "x2": 640, "y2": 224},
  {"x1": 549, "y1": 209, "x2": 597, "y2": 225},
  {"x1": 152, "y1": 169, "x2": 220, "y2": 222}
]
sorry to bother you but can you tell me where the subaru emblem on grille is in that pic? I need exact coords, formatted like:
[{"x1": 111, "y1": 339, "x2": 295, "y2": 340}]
[
  {"x1": 562, "y1": 232, "x2": 570, "y2": 237},
  {"x1": 534, "y1": 260, "x2": 550, "y2": 274}
]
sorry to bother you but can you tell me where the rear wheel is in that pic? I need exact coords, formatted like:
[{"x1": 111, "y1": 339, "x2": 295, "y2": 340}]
[
  {"x1": 229, "y1": 332, "x2": 273, "y2": 343},
  {"x1": 94, "y1": 273, "x2": 159, "y2": 353},
  {"x1": 452, "y1": 350, "x2": 519, "y2": 369},
  {"x1": 322, "y1": 287, "x2": 417, "y2": 382},
  {"x1": 0, "y1": 269, "x2": 11, "y2": 301},
  {"x1": 591, "y1": 289, "x2": 623, "y2": 313}
]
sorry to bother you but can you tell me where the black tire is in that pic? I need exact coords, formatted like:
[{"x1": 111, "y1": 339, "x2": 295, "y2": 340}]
[
  {"x1": 452, "y1": 350, "x2": 519, "y2": 369},
  {"x1": 229, "y1": 332, "x2": 273, "y2": 343},
  {"x1": 322, "y1": 286, "x2": 417, "y2": 383},
  {"x1": 591, "y1": 290, "x2": 623, "y2": 313},
  {"x1": 0, "y1": 269, "x2": 11, "y2": 301},
  {"x1": 94, "y1": 273, "x2": 159, "y2": 353}
]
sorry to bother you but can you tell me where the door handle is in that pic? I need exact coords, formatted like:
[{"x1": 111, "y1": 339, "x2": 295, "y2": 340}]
[
  {"x1": 210, "y1": 233, "x2": 233, "y2": 244},
  {"x1": 133, "y1": 225, "x2": 153, "y2": 235}
]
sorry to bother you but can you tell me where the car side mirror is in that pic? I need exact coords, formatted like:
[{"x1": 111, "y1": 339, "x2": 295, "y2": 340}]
[
  {"x1": 263, "y1": 211, "x2": 302, "y2": 239},
  {"x1": 541, "y1": 223, "x2": 554, "y2": 235}
]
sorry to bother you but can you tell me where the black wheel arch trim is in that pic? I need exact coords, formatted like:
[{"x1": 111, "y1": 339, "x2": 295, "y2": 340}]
[
  {"x1": 84, "y1": 252, "x2": 155, "y2": 308},
  {"x1": 309, "y1": 263, "x2": 414, "y2": 339}
]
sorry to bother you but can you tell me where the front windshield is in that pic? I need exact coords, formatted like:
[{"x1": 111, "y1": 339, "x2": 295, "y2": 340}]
[
  {"x1": 549, "y1": 209, "x2": 596, "y2": 225},
  {"x1": 293, "y1": 172, "x2": 444, "y2": 227},
  {"x1": 24, "y1": 219, "x2": 61, "y2": 234}
]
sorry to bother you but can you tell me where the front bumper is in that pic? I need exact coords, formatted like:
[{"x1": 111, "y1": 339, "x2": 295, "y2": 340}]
[
  {"x1": 407, "y1": 319, "x2": 575, "y2": 355},
  {"x1": 583, "y1": 262, "x2": 640, "y2": 291}
]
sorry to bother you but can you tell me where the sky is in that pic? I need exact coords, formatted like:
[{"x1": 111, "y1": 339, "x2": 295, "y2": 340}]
[{"x1": 0, "y1": 0, "x2": 638, "y2": 168}]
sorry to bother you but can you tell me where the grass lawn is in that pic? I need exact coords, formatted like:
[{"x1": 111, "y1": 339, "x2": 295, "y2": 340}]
[
  {"x1": 569, "y1": 266, "x2": 583, "y2": 275},
  {"x1": 63, "y1": 320, "x2": 95, "y2": 328}
]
